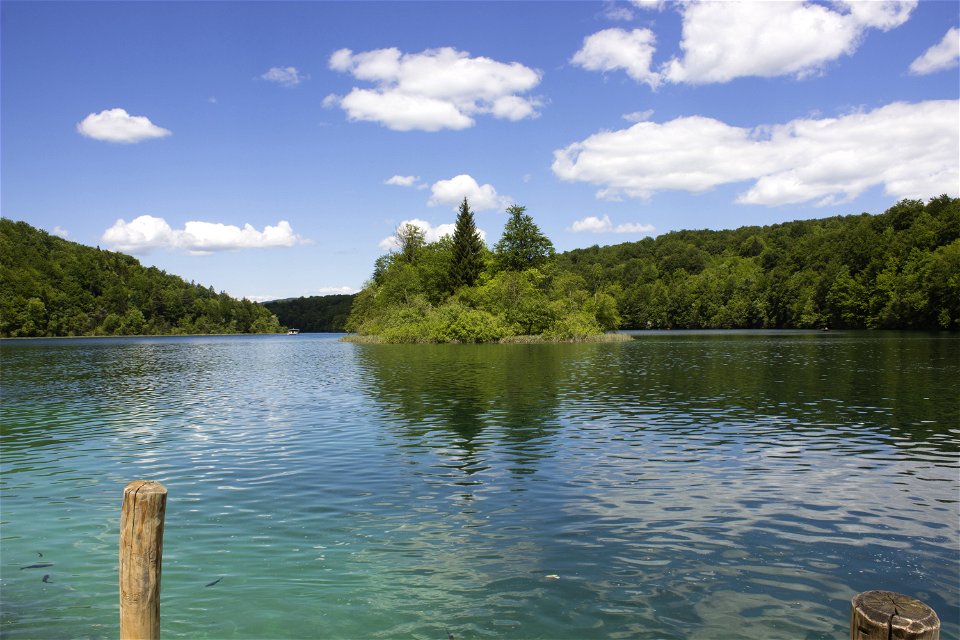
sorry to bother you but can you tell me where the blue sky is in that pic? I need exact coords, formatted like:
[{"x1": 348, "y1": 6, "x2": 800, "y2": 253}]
[{"x1": 2, "y1": 1, "x2": 958, "y2": 301}]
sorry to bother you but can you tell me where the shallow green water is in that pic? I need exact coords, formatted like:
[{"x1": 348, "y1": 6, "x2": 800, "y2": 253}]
[{"x1": 1, "y1": 331, "x2": 957, "y2": 639}]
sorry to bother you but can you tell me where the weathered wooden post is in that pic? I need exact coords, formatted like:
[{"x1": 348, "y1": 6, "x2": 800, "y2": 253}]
[
  {"x1": 851, "y1": 591, "x2": 940, "y2": 640},
  {"x1": 119, "y1": 480, "x2": 167, "y2": 640}
]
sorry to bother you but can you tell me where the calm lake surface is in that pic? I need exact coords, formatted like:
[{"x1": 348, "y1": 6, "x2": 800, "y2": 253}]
[{"x1": 1, "y1": 331, "x2": 957, "y2": 639}]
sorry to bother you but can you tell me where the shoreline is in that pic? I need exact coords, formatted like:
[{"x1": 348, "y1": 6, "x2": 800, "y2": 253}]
[{"x1": 341, "y1": 332, "x2": 634, "y2": 345}]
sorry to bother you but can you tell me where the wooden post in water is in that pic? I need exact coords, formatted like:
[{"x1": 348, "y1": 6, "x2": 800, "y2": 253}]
[
  {"x1": 119, "y1": 480, "x2": 167, "y2": 640},
  {"x1": 851, "y1": 591, "x2": 940, "y2": 640}
]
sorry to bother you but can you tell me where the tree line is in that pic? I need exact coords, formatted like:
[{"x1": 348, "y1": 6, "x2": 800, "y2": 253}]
[
  {"x1": 4, "y1": 195, "x2": 956, "y2": 339},
  {"x1": 0, "y1": 219, "x2": 282, "y2": 337},
  {"x1": 347, "y1": 195, "x2": 958, "y2": 340},
  {"x1": 555, "y1": 195, "x2": 959, "y2": 330},
  {"x1": 262, "y1": 294, "x2": 353, "y2": 333}
]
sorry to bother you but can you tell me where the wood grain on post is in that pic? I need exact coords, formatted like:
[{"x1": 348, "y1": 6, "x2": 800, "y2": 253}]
[
  {"x1": 120, "y1": 480, "x2": 167, "y2": 640},
  {"x1": 851, "y1": 590, "x2": 940, "y2": 640}
]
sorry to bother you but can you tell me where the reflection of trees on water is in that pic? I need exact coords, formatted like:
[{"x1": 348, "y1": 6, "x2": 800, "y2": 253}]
[
  {"x1": 351, "y1": 333, "x2": 957, "y2": 485},
  {"x1": 352, "y1": 344, "x2": 578, "y2": 476},
  {"x1": 568, "y1": 333, "x2": 958, "y2": 453}
]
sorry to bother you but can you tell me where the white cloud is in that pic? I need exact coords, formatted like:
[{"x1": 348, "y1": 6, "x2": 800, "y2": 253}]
[
  {"x1": 602, "y1": 3, "x2": 635, "y2": 21},
  {"x1": 623, "y1": 109, "x2": 654, "y2": 122},
  {"x1": 385, "y1": 175, "x2": 420, "y2": 187},
  {"x1": 101, "y1": 215, "x2": 309, "y2": 255},
  {"x1": 632, "y1": 0, "x2": 665, "y2": 10},
  {"x1": 51, "y1": 225, "x2": 70, "y2": 238},
  {"x1": 76, "y1": 108, "x2": 171, "y2": 144},
  {"x1": 552, "y1": 100, "x2": 959, "y2": 207},
  {"x1": 314, "y1": 286, "x2": 359, "y2": 295},
  {"x1": 663, "y1": 1, "x2": 916, "y2": 84},
  {"x1": 571, "y1": 215, "x2": 613, "y2": 233},
  {"x1": 571, "y1": 28, "x2": 661, "y2": 88},
  {"x1": 574, "y1": 1, "x2": 917, "y2": 86},
  {"x1": 326, "y1": 47, "x2": 541, "y2": 131},
  {"x1": 615, "y1": 221, "x2": 657, "y2": 234},
  {"x1": 427, "y1": 174, "x2": 510, "y2": 211},
  {"x1": 378, "y1": 218, "x2": 487, "y2": 252},
  {"x1": 570, "y1": 215, "x2": 655, "y2": 234},
  {"x1": 261, "y1": 66, "x2": 307, "y2": 87},
  {"x1": 909, "y1": 27, "x2": 960, "y2": 75}
]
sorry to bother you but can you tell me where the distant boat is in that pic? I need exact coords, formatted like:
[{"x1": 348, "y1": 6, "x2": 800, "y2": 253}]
[{"x1": 287, "y1": 328, "x2": 300, "y2": 335}]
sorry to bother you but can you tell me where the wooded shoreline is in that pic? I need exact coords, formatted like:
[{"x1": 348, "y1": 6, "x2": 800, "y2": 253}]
[{"x1": 4, "y1": 196, "x2": 958, "y2": 339}]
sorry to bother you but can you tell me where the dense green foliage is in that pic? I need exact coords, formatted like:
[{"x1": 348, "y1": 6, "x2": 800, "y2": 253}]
[
  {"x1": 347, "y1": 201, "x2": 619, "y2": 343},
  {"x1": 6, "y1": 196, "x2": 955, "y2": 340},
  {"x1": 0, "y1": 219, "x2": 282, "y2": 337},
  {"x1": 556, "y1": 196, "x2": 960, "y2": 330},
  {"x1": 262, "y1": 294, "x2": 354, "y2": 332}
]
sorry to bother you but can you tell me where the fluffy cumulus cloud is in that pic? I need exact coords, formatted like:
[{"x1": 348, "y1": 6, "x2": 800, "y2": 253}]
[
  {"x1": 378, "y1": 218, "x2": 487, "y2": 252},
  {"x1": 572, "y1": 1, "x2": 917, "y2": 85},
  {"x1": 570, "y1": 215, "x2": 655, "y2": 234},
  {"x1": 101, "y1": 215, "x2": 308, "y2": 255},
  {"x1": 571, "y1": 28, "x2": 661, "y2": 87},
  {"x1": 664, "y1": 0, "x2": 916, "y2": 84},
  {"x1": 325, "y1": 47, "x2": 541, "y2": 131},
  {"x1": 51, "y1": 226, "x2": 70, "y2": 239},
  {"x1": 76, "y1": 108, "x2": 171, "y2": 143},
  {"x1": 427, "y1": 174, "x2": 511, "y2": 211},
  {"x1": 552, "y1": 100, "x2": 959, "y2": 207},
  {"x1": 260, "y1": 66, "x2": 307, "y2": 87},
  {"x1": 909, "y1": 27, "x2": 960, "y2": 75}
]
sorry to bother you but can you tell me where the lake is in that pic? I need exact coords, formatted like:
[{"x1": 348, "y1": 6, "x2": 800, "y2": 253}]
[{"x1": 1, "y1": 331, "x2": 957, "y2": 639}]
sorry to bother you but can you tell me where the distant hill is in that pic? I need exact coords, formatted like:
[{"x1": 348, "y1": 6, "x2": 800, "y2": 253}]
[
  {"x1": 0, "y1": 218, "x2": 282, "y2": 337},
  {"x1": 262, "y1": 294, "x2": 354, "y2": 332},
  {"x1": 554, "y1": 195, "x2": 959, "y2": 330}
]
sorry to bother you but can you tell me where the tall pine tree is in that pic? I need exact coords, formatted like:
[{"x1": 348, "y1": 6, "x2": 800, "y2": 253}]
[{"x1": 449, "y1": 197, "x2": 485, "y2": 290}]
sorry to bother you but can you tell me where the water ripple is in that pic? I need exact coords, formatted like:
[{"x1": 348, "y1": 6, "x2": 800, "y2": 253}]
[{"x1": 1, "y1": 333, "x2": 957, "y2": 639}]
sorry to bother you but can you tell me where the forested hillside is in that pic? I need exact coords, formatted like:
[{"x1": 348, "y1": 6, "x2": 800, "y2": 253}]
[
  {"x1": 262, "y1": 294, "x2": 353, "y2": 332},
  {"x1": 0, "y1": 219, "x2": 282, "y2": 337},
  {"x1": 4, "y1": 196, "x2": 957, "y2": 339},
  {"x1": 557, "y1": 196, "x2": 959, "y2": 330}
]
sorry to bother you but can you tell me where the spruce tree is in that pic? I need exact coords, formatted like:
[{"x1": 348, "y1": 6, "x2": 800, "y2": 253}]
[
  {"x1": 493, "y1": 205, "x2": 555, "y2": 272},
  {"x1": 449, "y1": 197, "x2": 485, "y2": 289}
]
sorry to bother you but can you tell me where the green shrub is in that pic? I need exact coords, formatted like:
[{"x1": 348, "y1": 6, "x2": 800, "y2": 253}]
[{"x1": 544, "y1": 311, "x2": 603, "y2": 341}]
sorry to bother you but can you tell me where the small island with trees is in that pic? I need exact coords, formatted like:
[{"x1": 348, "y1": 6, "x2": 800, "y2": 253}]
[{"x1": 344, "y1": 198, "x2": 627, "y2": 343}]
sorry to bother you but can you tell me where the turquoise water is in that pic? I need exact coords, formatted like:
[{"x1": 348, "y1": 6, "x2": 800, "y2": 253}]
[{"x1": 1, "y1": 332, "x2": 957, "y2": 639}]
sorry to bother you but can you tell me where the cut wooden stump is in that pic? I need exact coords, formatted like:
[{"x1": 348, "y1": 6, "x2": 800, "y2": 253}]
[{"x1": 851, "y1": 590, "x2": 940, "y2": 640}]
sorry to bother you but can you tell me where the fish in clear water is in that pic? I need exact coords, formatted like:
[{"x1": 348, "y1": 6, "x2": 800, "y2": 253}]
[
  {"x1": 204, "y1": 577, "x2": 223, "y2": 587},
  {"x1": 21, "y1": 563, "x2": 53, "y2": 570}
]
